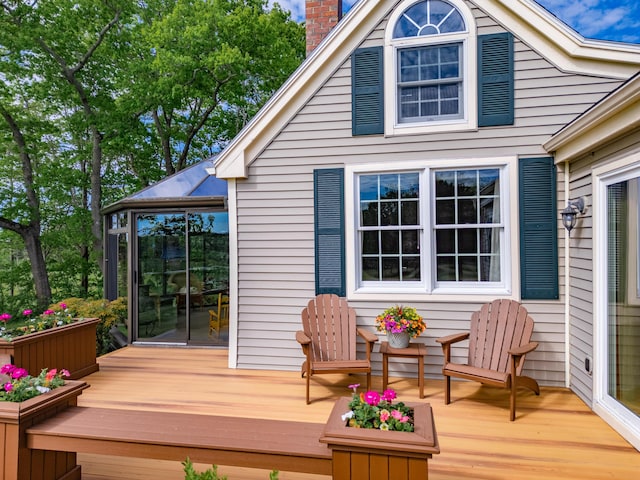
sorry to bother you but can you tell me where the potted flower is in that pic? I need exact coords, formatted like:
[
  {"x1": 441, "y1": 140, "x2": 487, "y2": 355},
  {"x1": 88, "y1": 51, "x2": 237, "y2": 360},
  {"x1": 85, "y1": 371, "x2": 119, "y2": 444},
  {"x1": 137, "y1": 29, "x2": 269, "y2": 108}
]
[
  {"x1": 375, "y1": 305, "x2": 426, "y2": 348},
  {"x1": 0, "y1": 302, "x2": 101, "y2": 379},
  {"x1": 342, "y1": 384, "x2": 414, "y2": 432}
]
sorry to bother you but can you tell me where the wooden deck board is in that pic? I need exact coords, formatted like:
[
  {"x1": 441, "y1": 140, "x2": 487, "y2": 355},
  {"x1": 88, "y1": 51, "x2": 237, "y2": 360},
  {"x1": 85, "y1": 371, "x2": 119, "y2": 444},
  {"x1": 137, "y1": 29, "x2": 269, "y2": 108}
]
[{"x1": 75, "y1": 346, "x2": 639, "y2": 480}]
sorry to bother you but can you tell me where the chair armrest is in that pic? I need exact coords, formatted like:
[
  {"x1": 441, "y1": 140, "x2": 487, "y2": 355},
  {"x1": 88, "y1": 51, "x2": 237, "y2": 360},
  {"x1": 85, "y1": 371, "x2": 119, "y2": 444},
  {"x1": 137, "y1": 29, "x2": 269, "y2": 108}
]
[
  {"x1": 296, "y1": 330, "x2": 311, "y2": 345},
  {"x1": 436, "y1": 332, "x2": 470, "y2": 346},
  {"x1": 509, "y1": 342, "x2": 538, "y2": 357},
  {"x1": 356, "y1": 327, "x2": 379, "y2": 345}
]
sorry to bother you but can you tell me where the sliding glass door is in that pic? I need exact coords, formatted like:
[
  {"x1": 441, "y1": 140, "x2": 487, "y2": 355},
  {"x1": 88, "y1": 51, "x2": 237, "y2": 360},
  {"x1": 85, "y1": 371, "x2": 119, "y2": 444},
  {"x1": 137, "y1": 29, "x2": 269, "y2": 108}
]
[{"x1": 134, "y1": 210, "x2": 229, "y2": 345}]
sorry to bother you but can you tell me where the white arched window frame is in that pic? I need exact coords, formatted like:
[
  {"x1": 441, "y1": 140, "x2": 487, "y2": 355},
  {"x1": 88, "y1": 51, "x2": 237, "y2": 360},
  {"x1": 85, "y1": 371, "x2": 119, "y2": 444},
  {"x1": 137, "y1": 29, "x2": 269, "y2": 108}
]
[{"x1": 384, "y1": 0, "x2": 477, "y2": 136}]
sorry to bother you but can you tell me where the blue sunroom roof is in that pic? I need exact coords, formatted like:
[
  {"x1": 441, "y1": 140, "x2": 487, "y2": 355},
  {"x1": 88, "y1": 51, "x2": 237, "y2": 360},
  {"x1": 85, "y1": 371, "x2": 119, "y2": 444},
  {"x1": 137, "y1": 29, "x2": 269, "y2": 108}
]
[{"x1": 130, "y1": 159, "x2": 226, "y2": 199}]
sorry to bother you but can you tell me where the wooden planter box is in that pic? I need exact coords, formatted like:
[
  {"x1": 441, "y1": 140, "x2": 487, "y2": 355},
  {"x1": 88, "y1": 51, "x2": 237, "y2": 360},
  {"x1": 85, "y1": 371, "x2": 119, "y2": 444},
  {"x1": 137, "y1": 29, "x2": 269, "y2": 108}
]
[
  {"x1": 0, "y1": 380, "x2": 88, "y2": 480},
  {"x1": 320, "y1": 397, "x2": 440, "y2": 480},
  {"x1": 0, "y1": 318, "x2": 101, "y2": 379}
]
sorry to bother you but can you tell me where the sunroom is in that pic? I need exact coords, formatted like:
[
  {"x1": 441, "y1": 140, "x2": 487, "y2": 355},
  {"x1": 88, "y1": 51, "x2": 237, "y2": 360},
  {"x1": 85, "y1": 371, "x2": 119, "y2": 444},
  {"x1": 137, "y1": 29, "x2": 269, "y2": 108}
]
[{"x1": 102, "y1": 160, "x2": 229, "y2": 347}]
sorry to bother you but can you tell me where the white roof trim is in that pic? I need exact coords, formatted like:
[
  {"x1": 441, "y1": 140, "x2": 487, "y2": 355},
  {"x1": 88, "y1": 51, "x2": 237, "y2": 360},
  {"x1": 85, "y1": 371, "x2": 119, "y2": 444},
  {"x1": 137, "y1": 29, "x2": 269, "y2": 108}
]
[
  {"x1": 213, "y1": 0, "x2": 640, "y2": 179},
  {"x1": 544, "y1": 75, "x2": 640, "y2": 163}
]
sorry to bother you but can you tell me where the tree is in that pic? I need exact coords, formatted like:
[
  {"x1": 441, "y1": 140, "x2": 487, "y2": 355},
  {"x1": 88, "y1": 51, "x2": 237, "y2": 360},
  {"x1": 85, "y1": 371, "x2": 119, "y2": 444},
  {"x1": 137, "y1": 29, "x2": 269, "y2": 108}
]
[
  {"x1": 125, "y1": 0, "x2": 305, "y2": 174},
  {"x1": 0, "y1": 0, "x2": 304, "y2": 307}
]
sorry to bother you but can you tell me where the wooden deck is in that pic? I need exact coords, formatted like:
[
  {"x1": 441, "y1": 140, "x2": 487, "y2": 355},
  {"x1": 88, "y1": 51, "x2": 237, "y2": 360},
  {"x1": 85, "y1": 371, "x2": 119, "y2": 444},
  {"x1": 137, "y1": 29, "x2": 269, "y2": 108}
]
[{"x1": 76, "y1": 346, "x2": 639, "y2": 480}]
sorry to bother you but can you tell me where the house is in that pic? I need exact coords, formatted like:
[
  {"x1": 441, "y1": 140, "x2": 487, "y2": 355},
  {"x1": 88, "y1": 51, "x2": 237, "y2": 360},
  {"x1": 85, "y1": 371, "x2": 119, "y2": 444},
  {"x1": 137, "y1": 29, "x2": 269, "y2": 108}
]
[{"x1": 105, "y1": 0, "x2": 640, "y2": 448}]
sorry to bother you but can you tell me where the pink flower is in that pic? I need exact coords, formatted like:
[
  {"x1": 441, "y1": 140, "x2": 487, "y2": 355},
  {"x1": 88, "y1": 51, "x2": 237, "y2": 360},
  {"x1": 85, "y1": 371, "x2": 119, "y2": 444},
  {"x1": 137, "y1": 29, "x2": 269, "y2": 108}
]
[
  {"x1": 364, "y1": 391, "x2": 381, "y2": 406},
  {"x1": 391, "y1": 409, "x2": 403, "y2": 420},
  {"x1": 22, "y1": 309, "x2": 33, "y2": 316},
  {"x1": 4, "y1": 382, "x2": 13, "y2": 392},
  {"x1": 60, "y1": 369, "x2": 70, "y2": 377},
  {"x1": 0, "y1": 313, "x2": 11, "y2": 322},
  {"x1": 45, "y1": 369, "x2": 57, "y2": 381},
  {"x1": 382, "y1": 389, "x2": 396, "y2": 402},
  {"x1": 59, "y1": 303, "x2": 67, "y2": 310},
  {"x1": 43, "y1": 309, "x2": 55, "y2": 315},
  {"x1": 401, "y1": 416, "x2": 410, "y2": 423},
  {"x1": 11, "y1": 367, "x2": 28, "y2": 379},
  {"x1": 348, "y1": 383, "x2": 360, "y2": 392},
  {"x1": 379, "y1": 409, "x2": 390, "y2": 422},
  {"x1": 0, "y1": 364, "x2": 15, "y2": 375}
]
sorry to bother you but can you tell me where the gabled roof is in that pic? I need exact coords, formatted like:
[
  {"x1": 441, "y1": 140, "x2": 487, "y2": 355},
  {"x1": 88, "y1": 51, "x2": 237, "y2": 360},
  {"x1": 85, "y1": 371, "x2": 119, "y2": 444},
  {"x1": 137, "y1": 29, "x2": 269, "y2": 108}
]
[
  {"x1": 212, "y1": 0, "x2": 640, "y2": 179},
  {"x1": 544, "y1": 71, "x2": 640, "y2": 163}
]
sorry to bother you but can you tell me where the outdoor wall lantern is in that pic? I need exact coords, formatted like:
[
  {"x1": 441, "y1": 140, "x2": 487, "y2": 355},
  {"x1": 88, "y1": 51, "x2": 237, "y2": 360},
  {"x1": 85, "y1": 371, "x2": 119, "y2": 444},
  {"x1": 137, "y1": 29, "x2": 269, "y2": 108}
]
[{"x1": 561, "y1": 197, "x2": 586, "y2": 236}]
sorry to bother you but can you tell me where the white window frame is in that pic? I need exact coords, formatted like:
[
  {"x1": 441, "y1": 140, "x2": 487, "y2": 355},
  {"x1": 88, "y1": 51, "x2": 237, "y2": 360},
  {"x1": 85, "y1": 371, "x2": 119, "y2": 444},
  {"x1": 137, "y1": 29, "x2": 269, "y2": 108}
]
[
  {"x1": 384, "y1": 0, "x2": 478, "y2": 137},
  {"x1": 345, "y1": 156, "x2": 518, "y2": 303}
]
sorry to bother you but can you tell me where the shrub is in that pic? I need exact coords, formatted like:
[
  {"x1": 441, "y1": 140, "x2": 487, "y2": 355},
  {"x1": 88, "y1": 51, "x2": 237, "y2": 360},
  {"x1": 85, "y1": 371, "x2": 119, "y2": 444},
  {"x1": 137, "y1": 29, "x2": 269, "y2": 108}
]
[{"x1": 50, "y1": 297, "x2": 128, "y2": 355}]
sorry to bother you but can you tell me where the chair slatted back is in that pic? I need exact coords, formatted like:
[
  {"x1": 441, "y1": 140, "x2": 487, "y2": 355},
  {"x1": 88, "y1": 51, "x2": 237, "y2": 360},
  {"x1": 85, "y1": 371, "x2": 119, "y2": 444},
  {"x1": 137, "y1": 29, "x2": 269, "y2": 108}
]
[
  {"x1": 468, "y1": 299, "x2": 534, "y2": 375},
  {"x1": 301, "y1": 294, "x2": 357, "y2": 363}
]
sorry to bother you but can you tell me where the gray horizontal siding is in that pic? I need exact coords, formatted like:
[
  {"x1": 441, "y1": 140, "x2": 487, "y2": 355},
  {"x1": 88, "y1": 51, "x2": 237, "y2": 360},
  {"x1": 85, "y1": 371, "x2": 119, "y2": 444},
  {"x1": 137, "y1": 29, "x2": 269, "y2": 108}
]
[{"x1": 231, "y1": 0, "x2": 625, "y2": 388}]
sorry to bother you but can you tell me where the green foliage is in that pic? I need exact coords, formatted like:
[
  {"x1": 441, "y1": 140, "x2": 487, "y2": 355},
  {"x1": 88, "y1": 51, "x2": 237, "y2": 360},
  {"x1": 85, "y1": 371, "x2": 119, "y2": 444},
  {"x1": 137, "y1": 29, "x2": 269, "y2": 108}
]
[
  {"x1": 182, "y1": 458, "x2": 278, "y2": 480},
  {"x1": 0, "y1": 0, "x2": 304, "y2": 304},
  {"x1": 54, "y1": 297, "x2": 128, "y2": 355}
]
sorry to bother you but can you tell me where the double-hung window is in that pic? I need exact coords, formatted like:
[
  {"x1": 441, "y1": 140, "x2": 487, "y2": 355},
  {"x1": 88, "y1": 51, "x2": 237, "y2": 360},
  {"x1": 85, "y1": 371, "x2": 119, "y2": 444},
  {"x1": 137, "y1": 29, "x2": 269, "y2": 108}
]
[
  {"x1": 355, "y1": 162, "x2": 509, "y2": 295},
  {"x1": 385, "y1": 0, "x2": 476, "y2": 135}
]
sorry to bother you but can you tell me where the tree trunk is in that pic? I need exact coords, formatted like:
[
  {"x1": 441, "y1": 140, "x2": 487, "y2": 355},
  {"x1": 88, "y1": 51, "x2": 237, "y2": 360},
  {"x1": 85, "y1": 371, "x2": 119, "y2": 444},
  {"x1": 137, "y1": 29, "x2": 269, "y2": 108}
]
[{"x1": 23, "y1": 225, "x2": 52, "y2": 309}]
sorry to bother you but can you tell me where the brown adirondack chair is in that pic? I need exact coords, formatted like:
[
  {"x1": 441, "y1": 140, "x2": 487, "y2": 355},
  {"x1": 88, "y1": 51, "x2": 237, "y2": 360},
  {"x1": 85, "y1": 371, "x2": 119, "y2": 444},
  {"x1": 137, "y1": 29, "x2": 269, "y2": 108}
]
[
  {"x1": 296, "y1": 294, "x2": 378, "y2": 404},
  {"x1": 436, "y1": 299, "x2": 540, "y2": 421}
]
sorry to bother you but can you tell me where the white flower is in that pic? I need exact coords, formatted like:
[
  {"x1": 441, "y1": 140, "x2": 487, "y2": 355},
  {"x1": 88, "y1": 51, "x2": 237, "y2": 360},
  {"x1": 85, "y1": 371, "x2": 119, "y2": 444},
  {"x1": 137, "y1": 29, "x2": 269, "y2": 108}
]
[
  {"x1": 36, "y1": 386, "x2": 50, "y2": 394},
  {"x1": 341, "y1": 411, "x2": 354, "y2": 422}
]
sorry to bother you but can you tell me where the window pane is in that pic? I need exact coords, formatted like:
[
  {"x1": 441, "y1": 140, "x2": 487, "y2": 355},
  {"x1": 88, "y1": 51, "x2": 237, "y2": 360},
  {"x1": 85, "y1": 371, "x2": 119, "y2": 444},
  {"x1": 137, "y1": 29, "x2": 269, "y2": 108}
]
[
  {"x1": 437, "y1": 256, "x2": 456, "y2": 281},
  {"x1": 479, "y1": 169, "x2": 499, "y2": 195},
  {"x1": 361, "y1": 201, "x2": 379, "y2": 226},
  {"x1": 360, "y1": 176, "x2": 378, "y2": 200},
  {"x1": 381, "y1": 230, "x2": 400, "y2": 254},
  {"x1": 458, "y1": 256, "x2": 478, "y2": 281},
  {"x1": 436, "y1": 199, "x2": 455, "y2": 224},
  {"x1": 480, "y1": 198, "x2": 497, "y2": 223},
  {"x1": 401, "y1": 200, "x2": 418, "y2": 225},
  {"x1": 458, "y1": 229, "x2": 477, "y2": 253},
  {"x1": 436, "y1": 229, "x2": 455, "y2": 254},
  {"x1": 457, "y1": 170, "x2": 477, "y2": 196},
  {"x1": 362, "y1": 231, "x2": 379, "y2": 254},
  {"x1": 480, "y1": 255, "x2": 500, "y2": 281},
  {"x1": 458, "y1": 199, "x2": 477, "y2": 223},
  {"x1": 436, "y1": 171, "x2": 455, "y2": 197},
  {"x1": 380, "y1": 201, "x2": 399, "y2": 225},
  {"x1": 402, "y1": 230, "x2": 419, "y2": 254},
  {"x1": 400, "y1": 173, "x2": 420, "y2": 198},
  {"x1": 479, "y1": 228, "x2": 499, "y2": 254},
  {"x1": 380, "y1": 174, "x2": 399, "y2": 199},
  {"x1": 402, "y1": 257, "x2": 421, "y2": 281},
  {"x1": 362, "y1": 257, "x2": 379, "y2": 280},
  {"x1": 382, "y1": 257, "x2": 400, "y2": 280}
]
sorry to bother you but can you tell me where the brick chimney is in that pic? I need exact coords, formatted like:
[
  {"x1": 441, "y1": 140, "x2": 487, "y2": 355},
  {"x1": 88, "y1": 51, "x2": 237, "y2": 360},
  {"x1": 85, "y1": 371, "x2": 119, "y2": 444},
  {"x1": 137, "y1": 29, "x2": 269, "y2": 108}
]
[{"x1": 306, "y1": 0, "x2": 343, "y2": 55}]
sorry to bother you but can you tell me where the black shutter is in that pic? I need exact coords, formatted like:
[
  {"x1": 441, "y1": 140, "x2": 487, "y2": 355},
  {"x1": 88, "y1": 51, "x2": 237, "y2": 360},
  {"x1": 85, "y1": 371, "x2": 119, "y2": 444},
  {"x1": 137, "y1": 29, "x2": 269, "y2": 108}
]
[
  {"x1": 314, "y1": 168, "x2": 346, "y2": 296},
  {"x1": 478, "y1": 32, "x2": 514, "y2": 127},
  {"x1": 519, "y1": 157, "x2": 559, "y2": 299},
  {"x1": 352, "y1": 46, "x2": 384, "y2": 136}
]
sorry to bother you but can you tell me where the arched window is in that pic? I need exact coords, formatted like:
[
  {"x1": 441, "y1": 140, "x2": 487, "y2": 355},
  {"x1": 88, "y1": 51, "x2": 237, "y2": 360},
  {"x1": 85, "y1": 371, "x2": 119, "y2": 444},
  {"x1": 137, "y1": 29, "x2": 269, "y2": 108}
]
[{"x1": 385, "y1": 0, "x2": 476, "y2": 134}]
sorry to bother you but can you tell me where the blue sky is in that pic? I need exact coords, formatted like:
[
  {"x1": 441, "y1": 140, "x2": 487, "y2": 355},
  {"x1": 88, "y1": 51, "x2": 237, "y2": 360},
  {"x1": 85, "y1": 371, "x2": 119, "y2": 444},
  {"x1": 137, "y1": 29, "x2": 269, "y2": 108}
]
[{"x1": 274, "y1": 0, "x2": 640, "y2": 44}]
